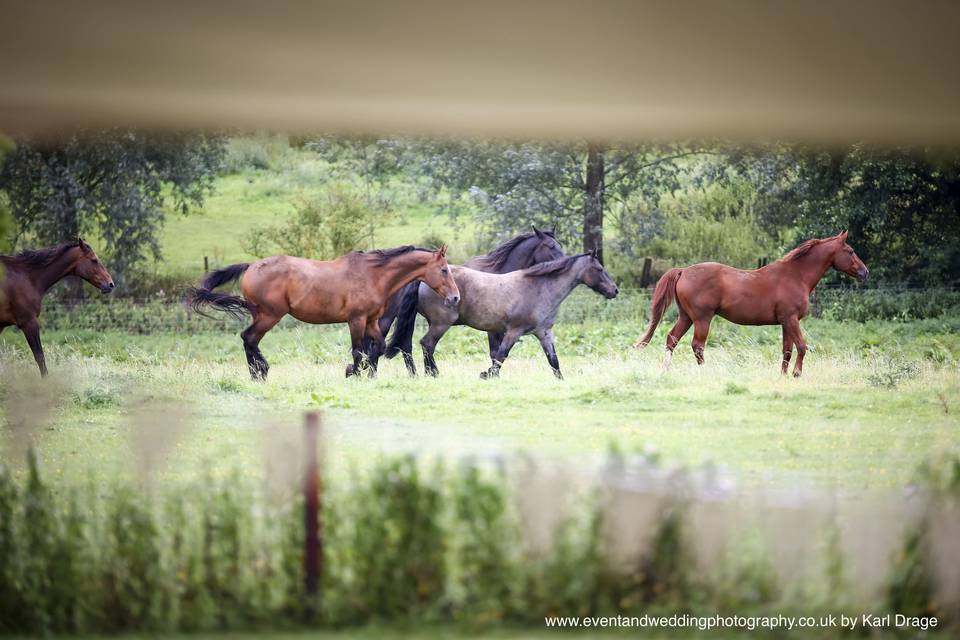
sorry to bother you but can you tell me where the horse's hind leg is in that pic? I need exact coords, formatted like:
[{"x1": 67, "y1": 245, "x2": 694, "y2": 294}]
[
  {"x1": 364, "y1": 316, "x2": 387, "y2": 378},
  {"x1": 420, "y1": 321, "x2": 450, "y2": 377},
  {"x1": 241, "y1": 313, "x2": 281, "y2": 381},
  {"x1": 691, "y1": 316, "x2": 712, "y2": 365},
  {"x1": 481, "y1": 329, "x2": 522, "y2": 379},
  {"x1": 20, "y1": 319, "x2": 48, "y2": 377},
  {"x1": 662, "y1": 311, "x2": 692, "y2": 370}
]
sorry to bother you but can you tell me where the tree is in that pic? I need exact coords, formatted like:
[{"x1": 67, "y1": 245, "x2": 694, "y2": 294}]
[
  {"x1": 739, "y1": 145, "x2": 960, "y2": 285},
  {"x1": 404, "y1": 139, "x2": 703, "y2": 263},
  {"x1": 0, "y1": 134, "x2": 13, "y2": 254},
  {"x1": 0, "y1": 129, "x2": 224, "y2": 283}
]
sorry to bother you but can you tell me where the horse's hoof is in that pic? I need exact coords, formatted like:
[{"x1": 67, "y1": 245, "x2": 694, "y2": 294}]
[
  {"x1": 479, "y1": 371, "x2": 488, "y2": 380},
  {"x1": 345, "y1": 365, "x2": 355, "y2": 378}
]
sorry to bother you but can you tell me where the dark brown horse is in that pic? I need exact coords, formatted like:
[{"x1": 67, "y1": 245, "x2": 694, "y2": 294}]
[
  {"x1": 0, "y1": 238, "x2": 116, "y2": 376},
  {"x1": 635, "y1": 232, "x2": 868, "y2": 376},
  {"x1": 188, "y1": 246, "x2": 460, "y2": 380}
]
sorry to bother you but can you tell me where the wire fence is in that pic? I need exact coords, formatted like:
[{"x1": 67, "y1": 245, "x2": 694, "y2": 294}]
[{"x1": 21, "y1": 286, "x2": 960, "y2": 334}]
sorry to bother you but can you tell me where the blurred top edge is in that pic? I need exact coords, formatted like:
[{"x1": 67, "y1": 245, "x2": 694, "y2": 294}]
[{"x1": 1, "y1": 0, "x2": 959, "y2": 145}]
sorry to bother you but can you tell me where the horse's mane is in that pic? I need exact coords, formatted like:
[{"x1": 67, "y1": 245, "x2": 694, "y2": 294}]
[
  {"x1": 522, "y1": 252, "x2": 587, "y2": 278},
  {"x1": 0, "y1": 243, "x2": 77, "y2": 268},
  {"x1": 471, "y1": 231, "x2": 551, "y2": 271},
  {"x1": 358, "y1": 245, "x2": 433, "y2": 265},
  {"x1": 781, "y1": 238, "x2": 826, "y2": 262}
]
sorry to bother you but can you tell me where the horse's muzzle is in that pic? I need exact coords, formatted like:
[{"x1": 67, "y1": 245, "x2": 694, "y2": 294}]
[
  {"x1": 444, "y1": 294, "x2": 460, "y2": 307},
  {"x1": 100, "y1": 282, "x2": 116, "y2": 294},
  {"x1": 856, "y1": 267, "x2": 869, "y2": 283}
]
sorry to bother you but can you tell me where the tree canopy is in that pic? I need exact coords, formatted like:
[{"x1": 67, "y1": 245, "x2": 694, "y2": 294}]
[{"x1": 0, "y1": 130, "x2": 224, "y2": 283}]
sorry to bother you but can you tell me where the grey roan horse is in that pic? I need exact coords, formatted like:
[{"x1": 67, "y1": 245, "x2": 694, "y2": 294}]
[
  {"x1": 387, "y1": 251, "x2": 618, "y2": 379},
  {"x1": 377, "y1": 228, "x2": 564, "y2": 374}
]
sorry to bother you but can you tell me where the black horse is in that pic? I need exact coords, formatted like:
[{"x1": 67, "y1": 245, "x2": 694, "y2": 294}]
[{"x1": 375, "y1": 228, "x2": 564, "y2": 374}]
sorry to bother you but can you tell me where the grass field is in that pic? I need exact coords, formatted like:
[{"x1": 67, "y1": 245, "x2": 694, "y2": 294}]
[
  {"x1": 158, "y1": 147, "x2": 478, "y2": 279},
  {"x1": 1, "y1": 313, "x2": 956, "y2": 490}
]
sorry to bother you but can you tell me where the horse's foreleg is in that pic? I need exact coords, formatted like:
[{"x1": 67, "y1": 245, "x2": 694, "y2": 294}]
[
  {"x1": 781, "y1": 323, "x2": 794, "y2": 375},
  {"x1": 788, "y1": 319, "x2": 807, "y2": 377},
  {"x1": 535, "y1": 328, "x2": 562, "y2": 379},
  {"x1": 779, "y1": 317, "x2": 808, "y2": 377},
  {"x1": 364, "y1": 317, "x2": 387, "y2": 378},
  {"x1": 241, "y1": 313, "x2": 280, "y2": 381},
  {"x1": 663, "y1": 312, "x2": 692, "y2": 371},
  {"x1": 420, "y1": 321, "x2": 450, "y2": 377},
  {"x1": 486, "y1": 332, "x2": 503, "y2": 368},
  {"x1": 20, "y1": 320, "x2": 48, "y2": 378},
  {"x1": 691, "y1": 318, "x2": 712, "y2": 365},
  {"x1": 346, "y1": 316, "x2": 366, "y2": 378},
  {"x1": 481, "y1": 329, "x2": 522, "y2": 379}
]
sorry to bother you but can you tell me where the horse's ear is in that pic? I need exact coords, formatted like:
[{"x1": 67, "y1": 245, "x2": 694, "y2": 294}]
[
  {"x1": 437, "y1": 245, "x2": 447, "y2": 257},
  {"x1": 77, "y1": 236, "x2": 90, "y2": 250},
  {"x1": 590, "y1": 248, "x2": 598, "y2": 259},
  {"x1": 532, "y1": 226, "x2": 544, "y2": 238},
  {"x1": 839, "y1": 230, "x2": 849, "y2": 242}
]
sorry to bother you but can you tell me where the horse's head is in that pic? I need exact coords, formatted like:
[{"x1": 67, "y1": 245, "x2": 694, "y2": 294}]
[
  {"x1": 579, "y1": 250, "x2": 619, "y2": 299},
  {"x1": 530, "y1": 227, "x2": 565, "y2": 264},
  {"x1": 830, "y1": 231, "x2": 869, "y2": 282},
  {"x1": 72, "y1": 238, "x2": 115, "y2": 293},
  {"x1": 421, "y1": 246, "x2": 460, "y2": 307}
]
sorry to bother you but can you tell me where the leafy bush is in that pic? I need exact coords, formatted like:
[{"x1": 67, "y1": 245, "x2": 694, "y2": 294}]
[
  {"x1": 221, "y1": 134, "x2": 292, "y2": 174},
  {"x1": 866, "y1": 353, "x2": 921, "y2": 388},
  {"x1": 244, "y1": 186, "x2": 388, "y2": 260}
]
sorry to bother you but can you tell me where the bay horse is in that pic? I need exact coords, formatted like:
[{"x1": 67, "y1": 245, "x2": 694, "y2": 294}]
[
  {"x1": 389, "y1": 251, "x2": 618, "y2": 379},
  {"x1": 634, "y1": 231, "x2": 868, "y2": 376},
  {"x1": 188, "y1": 246, "x2": 459, "y2": 380},
  {"x1": 0, "y1": 238, "x2": 116, "y2": 377},
  {"x1": 380, "y1": 227, "x2": 565, "y2": 374}
]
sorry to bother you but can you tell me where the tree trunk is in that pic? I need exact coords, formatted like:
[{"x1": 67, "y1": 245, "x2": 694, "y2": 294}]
[{"x1": 583, "y1": 142, "x2": 605, "y2": 263}]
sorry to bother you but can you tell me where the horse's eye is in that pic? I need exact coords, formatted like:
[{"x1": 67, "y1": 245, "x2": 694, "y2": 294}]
[{"x1": 441, "y1": 268, "x2": 448, "y2": 275}]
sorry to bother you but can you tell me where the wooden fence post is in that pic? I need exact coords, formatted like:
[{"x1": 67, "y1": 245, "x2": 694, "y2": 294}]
[
  {"x1": 640, "y1": 257, "x2": 653, "y2": 287},
  {"x1": 204, "y1": 256, "x2": 209, "y2": 272},
  {"x1": 303, "y1": 411, "x2": 322, "y2": 598}
]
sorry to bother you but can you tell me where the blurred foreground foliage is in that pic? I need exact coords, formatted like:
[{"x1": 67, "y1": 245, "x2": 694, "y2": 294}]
[{"x1": 0, "y1": 450, "x2": 956, "y2": 635}]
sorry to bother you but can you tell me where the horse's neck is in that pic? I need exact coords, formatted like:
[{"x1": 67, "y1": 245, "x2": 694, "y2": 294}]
[
  {"x1": 787, "y1": 246, "x2": 835, "y2": 293},
  {"x1": 498, "y1": 240, "x2": 537, "y2": 272},
  {"x1": 29, "y1": 251, "x2": 77, "y2": 293},
  {"x1": 535, "y1": 259, "x2": 585, "y2": 305},
  {"x1": 376, "y1": 254, "x2": 431, "y2": 297}
]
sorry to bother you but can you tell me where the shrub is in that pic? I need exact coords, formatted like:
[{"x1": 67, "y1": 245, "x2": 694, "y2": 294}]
[{"x1": 243, "y1": 186, "x2": 388, "y2": 260}]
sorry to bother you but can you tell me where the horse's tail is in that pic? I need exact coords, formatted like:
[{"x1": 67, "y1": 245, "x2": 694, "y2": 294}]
[
  {"x1": 635, "y1": 268, "x2": 682, "y2": 348},
  {"x1": 385, "y1": 281, "x2": 420, "y2": 359},
  {"x1": 187, "y1": 263, "x2": 253, "y2": 321}
]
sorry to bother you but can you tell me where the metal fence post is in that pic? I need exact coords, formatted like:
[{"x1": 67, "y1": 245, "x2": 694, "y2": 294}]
[{"x1": 303, "y1": 411, "x2": 322, "y2": 597}]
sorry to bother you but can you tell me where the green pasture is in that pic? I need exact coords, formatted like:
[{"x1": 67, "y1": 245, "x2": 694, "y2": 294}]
[
  {"x1": 158, "y1": 153, "x2": 477, "y2": 280},
  {"x1": 1, "y1": 311, "x2": 957, "y2": 490}
]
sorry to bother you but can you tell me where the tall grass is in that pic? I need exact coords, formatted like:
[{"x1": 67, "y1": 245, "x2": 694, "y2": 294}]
[{"x1": 0, "y1": 449, "x2": 956, "y2": 635}]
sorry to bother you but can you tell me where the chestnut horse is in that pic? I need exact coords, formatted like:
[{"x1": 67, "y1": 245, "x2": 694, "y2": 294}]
[
  {"x1": 0, "y1": 238, "x2": 116, "y2": 376},
  {"x1": 188, "y1": 246, "x2": 460, "y2": 380},
  {"x1": 635, "y1": 232, "x2": 868, "y2": 376}
]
